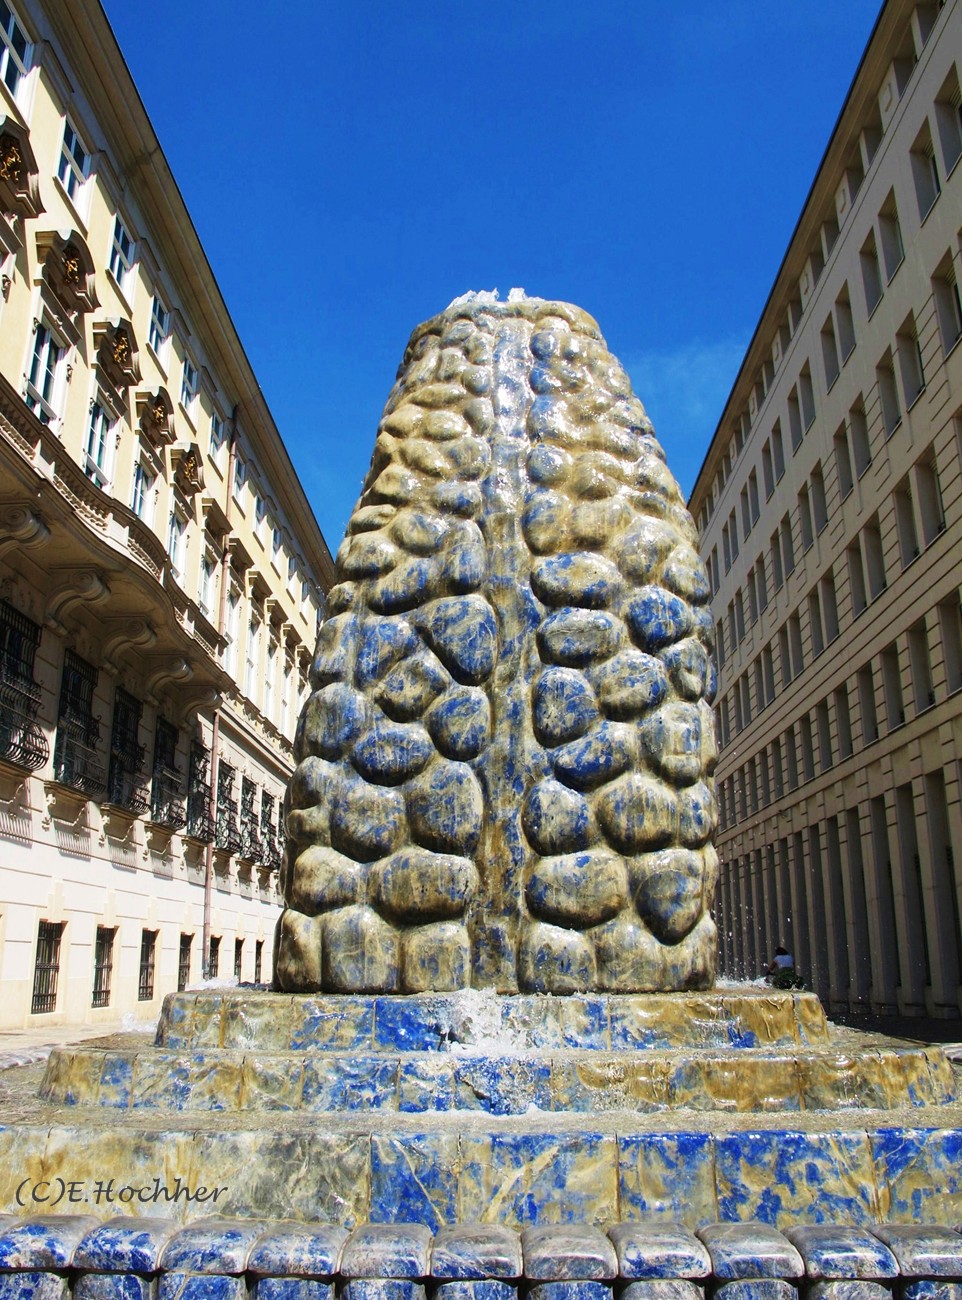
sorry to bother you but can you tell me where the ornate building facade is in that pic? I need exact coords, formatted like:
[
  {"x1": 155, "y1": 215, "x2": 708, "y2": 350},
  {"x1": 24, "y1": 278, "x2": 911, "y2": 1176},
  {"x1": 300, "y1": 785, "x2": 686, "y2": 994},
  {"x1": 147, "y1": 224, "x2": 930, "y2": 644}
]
[
  {"x1": 0, "y1": 0, "x2": 333, "y2": 1027},
  {"x1": 691, "y1": 0, "x2": 962, "y2": 1017}
]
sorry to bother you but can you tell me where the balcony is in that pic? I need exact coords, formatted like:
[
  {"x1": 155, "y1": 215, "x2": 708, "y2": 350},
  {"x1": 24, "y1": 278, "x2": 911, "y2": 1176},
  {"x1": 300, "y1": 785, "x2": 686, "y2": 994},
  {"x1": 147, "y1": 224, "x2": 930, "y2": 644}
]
[
  {"x1": 261, "y1": 832, "x2": 281, "y2": 872},
  {"x1": 239, "y1": 822, "x2": 263, "y2": 865},
  {"x1": 53, "y1": 711, "x2": 106, "y2": 798},
  {"x1": 150, "y1": 765, "x2": 187, "y2": 830},
  {"x1": 106, "y1": 742, "x2": 150, "y2": 815},
  {"x1": 0, "y1": 665, "x2": 48, "y2": 771},
  {"x1": 215, "y1": 798, "x2": 243, "y2": 855},
  {"x1": 185, "y1": 782, "x2": 213, "y2": 842}
]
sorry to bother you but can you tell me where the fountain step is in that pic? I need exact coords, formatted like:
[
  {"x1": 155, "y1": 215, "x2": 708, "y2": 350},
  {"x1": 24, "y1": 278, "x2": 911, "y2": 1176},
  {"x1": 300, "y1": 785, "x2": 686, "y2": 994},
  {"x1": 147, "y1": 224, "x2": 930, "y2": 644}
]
[
  {"x1": 155, "y1": 988, "x2": 831, "y2": 1054},
  {"x1": 39, "y1": 1040, "x2": 955, "y2": 1115},
  {"x1": 2, "y1": 1105, "x2": 962, "y2": 1229}
]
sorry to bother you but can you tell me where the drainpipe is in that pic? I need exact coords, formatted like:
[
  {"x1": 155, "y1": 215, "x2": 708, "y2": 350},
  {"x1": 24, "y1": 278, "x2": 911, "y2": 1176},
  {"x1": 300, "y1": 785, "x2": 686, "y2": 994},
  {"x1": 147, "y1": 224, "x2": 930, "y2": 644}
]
[{"x1": 203, "y1": 404, "x2": 239, "y2": 978}]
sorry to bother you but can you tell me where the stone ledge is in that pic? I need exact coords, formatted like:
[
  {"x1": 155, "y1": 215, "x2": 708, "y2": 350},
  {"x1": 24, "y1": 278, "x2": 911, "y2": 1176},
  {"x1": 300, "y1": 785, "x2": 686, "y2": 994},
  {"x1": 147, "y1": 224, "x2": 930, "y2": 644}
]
[{"x1": 0, "y1": 1216, "x2": 960, "y2": 1295}]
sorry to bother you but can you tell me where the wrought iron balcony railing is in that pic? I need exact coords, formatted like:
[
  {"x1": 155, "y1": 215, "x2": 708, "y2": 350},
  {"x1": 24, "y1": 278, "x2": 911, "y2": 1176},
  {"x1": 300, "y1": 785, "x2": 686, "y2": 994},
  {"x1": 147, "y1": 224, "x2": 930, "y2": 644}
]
[
  {"x1": 106, "y1": 741, "x2": 150, "y2": 815},
  {"x1": 0, "y1": 665, "x2": 48, "y2": 771},
  {"x1": 215, "y1": 798, "x2": 243, "y2": 855},
  {"x1": 262, "y1": 832, "x2": 282, "y2": 872},
  {"x1": 239, "y1": 822, "x2": 263, "y2": 864},
  {"x1": 150, "y1": 765, "x2": 187, "y2": 830},
  {"x1": 185, "y1": 782, "x2": 213, "y2": 842},
  {"x1": 53, "y1": 710, "x2": 106, "y2": 798}
]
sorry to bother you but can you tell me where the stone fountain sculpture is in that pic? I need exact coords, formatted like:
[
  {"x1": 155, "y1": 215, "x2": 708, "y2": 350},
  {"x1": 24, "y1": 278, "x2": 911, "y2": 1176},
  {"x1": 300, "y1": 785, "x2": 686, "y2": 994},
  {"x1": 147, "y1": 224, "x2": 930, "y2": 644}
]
[
  {"x1": 277, "y1": 292, "x2": 717, "y2": 997},
  {"x1": 7, "y1": 296, "x2": 962, "y2": 1287}
]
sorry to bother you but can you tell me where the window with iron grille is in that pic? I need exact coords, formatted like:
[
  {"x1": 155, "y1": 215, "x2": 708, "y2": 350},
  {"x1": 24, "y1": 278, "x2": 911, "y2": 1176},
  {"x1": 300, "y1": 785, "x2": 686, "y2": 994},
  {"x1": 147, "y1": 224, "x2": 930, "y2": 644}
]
[
  {"x1": 215, "y1": 760, "x2": 241, "y2": 854},
  {"x1": 107, "y1": 687, "x2": 148, "y2": 813},
  {"x1": 261, "y1": 791, "x2": 280, "y2": 870},
  {"x1": 54, "y1": 650, "x2": 105, "y2": 796},
  {"x1": 138, "y1": 928, "x2": 157, "y2": 1001},
  {"x1": 254, "y1": 939, "x2": 263, "y2": 984},
  {"x1": 178, "y1": 932, "x2": 192, "y2": 992},
  {"x1": 208, "y1": 934, "x2": 220, "y2": 978},
  {"x1": 92, "y1": 926, "x2": 115, "y2": 1007},
  {"x1": 239, "y1": 775, "x2": 261, "y2": 862},
  {"x1": 186, "y1": 740, "x2": 212, "y2": 839},
  {"x1": 234, "y1": 937, "x2": 243, "y2": 980},
  {"x1": 151, "y1": 718, "x2": 185, "y2": 828},
  {"x1": 0, "y1": 599, "x2": 47, "y2": 770},
  {"x1": 31, "y1": 920, "x2": 63, "y2": 1014}
]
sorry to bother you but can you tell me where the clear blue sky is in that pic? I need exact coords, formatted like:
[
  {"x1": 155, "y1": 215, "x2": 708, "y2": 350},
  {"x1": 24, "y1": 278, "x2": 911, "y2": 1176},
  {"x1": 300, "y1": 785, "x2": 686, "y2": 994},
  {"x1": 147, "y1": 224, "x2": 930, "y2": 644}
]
[{"x1": 102, "y1": 1, "x2": 882, "y2": 550}]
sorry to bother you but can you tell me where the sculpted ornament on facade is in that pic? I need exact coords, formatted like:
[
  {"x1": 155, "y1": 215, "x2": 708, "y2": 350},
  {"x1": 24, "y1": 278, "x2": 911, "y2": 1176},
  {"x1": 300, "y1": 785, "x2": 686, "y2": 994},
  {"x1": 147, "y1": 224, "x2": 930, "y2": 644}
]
[{"x1": 276, "y1": 295, "x2": 718, "y2": 995}]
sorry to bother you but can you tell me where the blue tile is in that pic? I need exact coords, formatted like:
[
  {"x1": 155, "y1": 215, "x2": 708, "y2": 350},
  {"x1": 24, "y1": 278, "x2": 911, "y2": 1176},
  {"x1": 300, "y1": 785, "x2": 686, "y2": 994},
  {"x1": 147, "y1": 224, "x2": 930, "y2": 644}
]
[
  {"x1": 98, "y1": 1054, "x2": 134, "y2": 1108},
  {"x1": 697, "y1": 1226, "x2": 803, "y2": 1281},
  {"x1": 370, "y1": 1135, "x2": 459, "y2": 1231},
  {"x1": 527, "y1": 1283, "x2": 612, "y2": 1300},
  {"x1": 301, "y1": 1056, "x2": 398, "y2": 1112},
  {"x1": 871, "y1": 1225, "x2": 962, "y2": 1277},
  {"x1": 74, "y1": 1276, "x2": 152, "y2": 1300},
  {"x1": 256, "y1": 1283, "x2": 334, "y2": 1300},
  {"x1": 522, "y1": 1227, "x2": 617, "y2": 1280},
  {"x1": 608, "y1": 1224, "x2": 711, "y2": 1280},
  {"x1": 902, "y1": 1285, "x2": 962, "y2": 1299},
  {"x1": 0, "y1": 1272, "x2": 67, "y2": 1299},
  {"x1": 453, "y1": 1057, "x2": 551, "y2": 1115},
  {"x1": 784, "y1": 1227, "x2": 897, "y2": 1279},
  {"x1": 434, "y1": 1284, "x2": 517, "y2": 1300},
  {"x1": 248, "y1": 1225, "x2": 347, "y2": 1277},
  {"x1": 158, "y1": 1277, "x2": 247, "y2": 1300},
  {"x1": 618, "y1": 1133, "x2": 717, "y2": 1225},
  {"x1": 714, "y1": 1131, "x2": 878, "y2": 1225},
  {"x1": 340, "y1": 1225, "x2": 433, "y2": 1279},
  {"x1": 871, "y1": 1128, "x2": 962, "y2": 1222},
  {"x1": 74, "y1": 1218, "x2": 178, "y2": 1272},
  {"x1": 373, "y1": 998, "x2": 449, "y2": 1052},
  {"x1": 713, "y1": 1285, "x2": 797, "y2": 1300},
  {"x1": 341, "y1": 1282, "x2": 426, "y2": 1300},
  {"x1": 621, "y1": 1285, "x2": 704, "y2": 1300},
  {"x1": 0, "y1": 1215, "x2": 98, "y2": 1268},
  {"x1": 160, "y1": 1221, "x2": 265, "y2": 1274},
  {"x1": 397, "y1": 1058, "x2": 456, "y2": 1112},
  {"x1": 290, "y1": 997, "x2": 374, "y2": 1051},
  {"x1": 431, "y1": 1226, "x2": 522, "y2": 1280}
]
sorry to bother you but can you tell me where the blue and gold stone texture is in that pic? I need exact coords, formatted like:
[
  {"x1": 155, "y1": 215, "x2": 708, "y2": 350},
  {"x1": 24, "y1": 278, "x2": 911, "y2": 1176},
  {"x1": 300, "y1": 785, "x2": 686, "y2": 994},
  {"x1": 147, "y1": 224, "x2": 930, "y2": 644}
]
[{"x1": 277, "y1": 294, "x2": 717, "y2": 995}]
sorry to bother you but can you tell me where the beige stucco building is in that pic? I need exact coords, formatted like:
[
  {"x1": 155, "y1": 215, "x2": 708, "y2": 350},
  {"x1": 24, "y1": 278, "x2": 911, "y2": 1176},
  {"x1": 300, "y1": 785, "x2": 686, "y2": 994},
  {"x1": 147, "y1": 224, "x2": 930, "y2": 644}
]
[
  {"x1": 0, "y1": 0, "x2": 334, "y2": 1028},
  {"x1": 691, "y1": 0, "x2": 962, "y2": 1018}
]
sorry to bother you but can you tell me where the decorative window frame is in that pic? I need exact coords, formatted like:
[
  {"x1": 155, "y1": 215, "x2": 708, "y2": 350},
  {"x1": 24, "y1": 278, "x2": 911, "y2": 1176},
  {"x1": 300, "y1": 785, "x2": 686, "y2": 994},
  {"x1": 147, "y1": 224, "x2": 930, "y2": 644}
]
[
  {"x1": 33, "y1": 228, "x2": 98, "y2": 344},
  {"x1": 135, "y1": 385, "x2": 175, "y2": 448}
]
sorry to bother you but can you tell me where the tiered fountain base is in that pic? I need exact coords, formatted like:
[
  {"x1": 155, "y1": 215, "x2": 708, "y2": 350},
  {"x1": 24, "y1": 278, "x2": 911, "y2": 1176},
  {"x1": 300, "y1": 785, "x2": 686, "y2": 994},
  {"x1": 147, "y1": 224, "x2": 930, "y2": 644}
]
[{"x1": 0, "y1": 987, "x2": 958, "y2": 1231}]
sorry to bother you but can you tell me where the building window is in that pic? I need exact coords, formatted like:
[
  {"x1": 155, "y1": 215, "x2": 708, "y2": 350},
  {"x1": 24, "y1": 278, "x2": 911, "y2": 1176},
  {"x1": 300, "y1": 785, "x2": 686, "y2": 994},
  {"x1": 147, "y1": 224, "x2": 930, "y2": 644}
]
[
  {"x1": 107, "y1": 687, "x2": 148, "y2": 813},
  {"x1": 54, "y1": 649, "x2": 105, "y2": 797},
  {"x1": 210, "y1": 411, "x2": 226, "y2": 458},
  {"x1": 915, "y1": 453, "x2": 944, "y2": 546},
  {"x1": 877, "y1": 350, "x2": 901, "y2": 437},
  {"x1": 910, "y1": 121, "x2": 941, "y2": 219},
  {"x1": 167, "y1": 509, "x2": 187, "y2": 581},
  {"x1": 92, "y1": 926, "x2": 115, "y2": 1008},
  {"x1": 224, "y1": 585, "x2": 241, "y2": 676},
  {"x1": 84, "y1": 400, "x2": 114, "y2": 489},
  {"x1": 138, "y1": 929, "x2": 157, "y2": 1001},
  {"x1": 234, "y1": 937, "x2": 243, "y2": 981},
  {"x1": 130, "y1": 461, "x2": 155, "y2": 521},
  {"x1": 894, "y1": 477, "x2": 919, "y2": 568},
  {"x1": 0, "y1": 1, "x2": 30, "y2": 100},
  {"x1": 178, "y1": 933, "x2": 191, "y2": 992},
  {"x1": 208, "y1": 934, "x2": 220, "y2": 979},
  {"x1": 850, "y1": 399, "x2": 872, "y2": 476},
  {"x1": 198, "y1": 551, "x2": 217, "y2": 620},
  {"x1": 151, "y1": 716, "x2": 185, "y2": 830},
  {"x1": 186, "y1": 741, "x2": 212, "y2": 841},
  {"x1": 878, "y1": 192, "x2": 904, "y2": 283},
  {"x1": 860, "y1": 231, "x2": 883, "y2": 316},
  {"x1": 932, "y1": 254, "x2": 962, "y2": 356},
  {"x1": 254, "y1": 939, "x2": 263, "y2": 984},
  {"x1": 834, "y1": 423, "x2": 854, "y2": 501},
  {"x1": 233, "y1": 454, "x2": 248, "y2": 502},
  {"x1": 821, "y1": 313, "x2": 840, "y2": 389},
  {"x1": 934, "y1": 65, "x2": 962, "y2": 175},
  {"x1": 0, "y1": 598, "x2": 46, "y2": 771},
  {"x1": 148, "y1": 294, "x2": 170, "y2": 359},
  {"x1": 835, "y1": 284, "x2": 856, "y2": 361},
  {"x1": 31, "y1": 920, "x2": 63, "y2": 1014},
  {"x1": 24, "y1": 322, "x2": 65, "y2": 427},
  {"x1": 896, "y1": 314, "x2": 925, "y2": 408},
  {"x1": 108, "y1": 215, "x2": 135, "y2": 295},
  {"x1": 271, "y1": 524, "x2": 283, "y2": 563},
  {"x1": 57, "y1": 118, "x2": 89, "y2": 202},
  {"x1": 254, "y1": 492, "x2": 268, "y2": 538},
  {"x1": 215, "y1": 759, "x2": 242, "y2": 854},
  {"x1": 180, "y1": 355, "x2": 198, "y2": 410}
]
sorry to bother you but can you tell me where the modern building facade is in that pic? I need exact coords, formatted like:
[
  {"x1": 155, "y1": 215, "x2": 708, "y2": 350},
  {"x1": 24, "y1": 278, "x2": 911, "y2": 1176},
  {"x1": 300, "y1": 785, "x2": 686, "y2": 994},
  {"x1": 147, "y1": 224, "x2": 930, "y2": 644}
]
[
  {"x1": 0, "y1": 0, "x2": 334, "y2": 1028},
  {"x1": 690, "y1": 0, "x2": 962, "y2": 1018}
]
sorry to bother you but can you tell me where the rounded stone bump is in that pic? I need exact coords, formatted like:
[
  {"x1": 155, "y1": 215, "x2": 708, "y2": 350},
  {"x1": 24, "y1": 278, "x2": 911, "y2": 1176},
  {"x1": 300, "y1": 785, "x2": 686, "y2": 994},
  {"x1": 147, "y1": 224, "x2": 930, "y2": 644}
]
[
  {"x1": 518, "y1": 920, "x2": 596, "y2": 994},
  {"x1": 274, "y1": 908, "x2": 323, "y2": 992},
  {"x1": 401, "y1": 921, "x2": 471, "y2": 993},
  {"x1": 522, "y1": 778, "x2": 593, "y2": 855}
]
